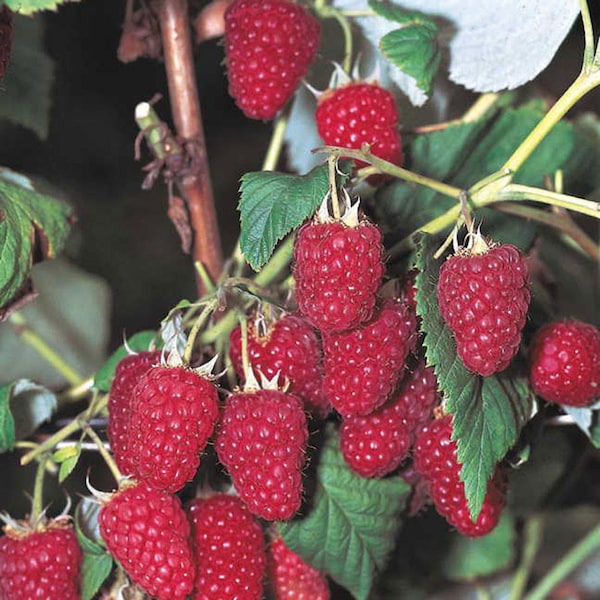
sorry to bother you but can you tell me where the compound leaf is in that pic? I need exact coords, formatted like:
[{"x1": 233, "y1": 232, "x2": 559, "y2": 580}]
[
  {"x1": 414, "y1": 234, "x2": 533, "y2": 520},
  {"x1": 278, "y1": 426, "x2": 409, "y2": 600}
]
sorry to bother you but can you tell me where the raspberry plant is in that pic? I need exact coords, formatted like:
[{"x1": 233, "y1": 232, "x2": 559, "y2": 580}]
[{"x1": 1, "y1": 0, "x2": 600, "y2": 598}]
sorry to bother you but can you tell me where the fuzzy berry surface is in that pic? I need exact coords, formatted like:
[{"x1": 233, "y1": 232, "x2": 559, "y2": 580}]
[
  {"x1": 268, "y1": 537, "x2": 330, "y2": 600},
  {"x1": 414, "y1": 415, "x2": 505, "y2": 537},
  {"x1": 0, "y1": 6, "x2": 12, "y2": 81},
  {"x1": 293, "y1": 219, "x2": 385, "y2": 333},
  {"x1": 340, "y1": 358, "x2": 439, "y2": 477},
  {"x1": 224, "y1": 0, "x2": 320, "y2": 120},
  {"x1": 323, "y1": 298, "x2": 417, "y2": 417},
  {"x1": 99, "y1": 481, "x2": 194, "y2": 600},
  {"x1": 107, "y1": 350, "x2": 161, "y2": 477},
  {"x1": 130, "y1": 365, "x2": 219, "y2": 493},
  {"x1": 315, "y1": 82, "x2": 403, "y2": 172},
  {"x1": 187, "y1": 494, "x2": 267, "y2": 600},
  {"x1": 229, "y1": 314, "x2": 330, "y2": 418},
  {"x1": 529, "y1": 319, "x2": 600, "y2": 406},
  {"x1": 216, "y1": 389, "x2": 308, "y2": 521},
  {"x1": 437, "y1": 243, "x2": 530, "y2": 376},
  {"x1": 0, "y1": 523, "x2": 82, "y2": 600}
]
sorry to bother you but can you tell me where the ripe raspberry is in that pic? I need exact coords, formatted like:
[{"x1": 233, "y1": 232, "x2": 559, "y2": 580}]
[
  {"x1": 229, "y1": 313, "x2": 330, "y2": 418},
  {"x1": 0, "y1": 6, "x2": 13, "y2": 80},
  {"x1": 187, "y1": 494, "x2": 267, "y2": 599},
  {"x1": 529, "y1": 319, "x2": 600, "y2": 407},
  {"x1": 414, "y1": 415, "x2": 505, "y2": 537},
  {"x1": 340, "y1": 358, "x2": 439, "y2": 477},
  {"x1": 323, "y1": 298, "x2": 417, "y2": 417},
  {"x1": 224, "y1": 0, "x2": 320, "y2": 120},
  {"x1": 99, "y1": 481, "x2": 194, "y2": 600},
  {"x1": 437, "y1": 238, "x2": 530, "y2": 376},
  {"x1": 0, "y1": 519, "x2": 81, "y2": 599},
  {"x1": 315, "y1": 82, "x2": 403, "y2": 173},
  {"x1": 268, "y1": 536, "x2": 330, "y2": 600},
  {"x1": 130, "y1": 364, "x2": 219, "y2": 493},
  {"x1": 107, "y1": 350, "x2": 161, "y2": 477},
  {"x1": 293, "y1": 217, "x2": 385, "y2": 333},
  {"x1": 216, "y1": 389, "x2": 308, "y2": 520}
]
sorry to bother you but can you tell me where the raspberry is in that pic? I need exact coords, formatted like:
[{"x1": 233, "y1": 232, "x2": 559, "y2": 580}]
[
  {"x1": 293, "y1": 218, "x2": 385, "y2": 333},
  {"x1": 216, "y1": 388, "x2": 308, "y2": 520},
  {"x1": 224, "y1": 0, "x2": 320, "y2": 120},
  {"x1": 0, "y1": 6, "x2": 13, "y2": 81},
  {"x1": 229, "y1": 313, "x2": 330, "y2": 418},
  {"x1": 437, "y1": 238, "x2": 530, "y2": 376},
  {"x1": 268, "y1": 536, "x2": 330, "y2": 600},
  {"x1": 414, "y1": 415, "x2": 505, "y2": 537},
  {"x1": 107, "y1": 350, "x2": 161, "y2": 477},
  {"x1": 323, "y1": 298, "x2": 417, "y2": 417},
  {"x1": 187, "y1": 493, "x2": 267, "y2": 599},
  {"x1": 0, "y1": 519, "x2": 81, "y2": 599},
  {"x1": 130, "y1": 364, "x2": 220, "y2": 493},
  {"x1": 99, "y1": 481, "x2": 195, "y2": 600},
  {"x1": 340, "y1": 358, "x2": 439, "y2": 477},
  {"x1": 529, "y1": 319, "x2": 600, "y2": 407},
  {"x1": 315, "y1": 82, "x2": 403, "y2": 175}
]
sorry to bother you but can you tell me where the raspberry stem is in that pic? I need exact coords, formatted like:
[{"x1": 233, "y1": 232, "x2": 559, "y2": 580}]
[
  {"x1": 83, "y1": 423, "x2": 122, "y2": 484},
  {"x1": 8, "y1": 313, "x2": 85, "y2": 387},
  {"x1": 509, "y1": 514, "x2": 545, "y2": 600},
  {"x1": 158, "y1": 0, "x2": 224, "y2": 293},
  {"x1": 524, "y1": 522, "x2": 600, "y2": 600},
  {"x1": 20, "y1": 395, "x2": 109, "y2": 467},
  {"x1": 30, "y1": 453, "x2": 49, "y2": 524}
]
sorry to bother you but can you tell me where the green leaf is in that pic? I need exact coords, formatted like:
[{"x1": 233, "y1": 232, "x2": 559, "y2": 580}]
[
  {"x1": 591, "y1": 412, "x2": 600, "y2": 449},
  {"x1": 80, "y1": 551, "x2": 113, "y2": 600},
  {"x1": 442, "y1": 512, "x2": 516, "y2": 580},
  {"x1": 0, "y1": 379, "x2": 57, "y2": 452},
  {"x1": 379, "y1": 26, "x2": 440, "y2": 97},
  {"x1": 94, "y1": 330, "x2": 160, "y2": 392},
  {"x1": 53, "y1": 443, "x2": 82, "y2": 482},
  {"x1": 278, "y1": 426, "x2": 410, "y2": 600},
  {"x1": 239, "y1": 163, "x2": 348, "y2": 271},
  {"x1": 0, "y1": 16, "x2": 54, "y2": 138},
  {"x1": 375, "y1": 104, "x2": 583, "y2": 251},
  {"x1": 3, "y1": 0, "x2": 81, "y2": 14},
  {"x1": 0, "y1": 171, "x2": 73, "y2": 314},
  {"x1": 0, "y1": 383, "x2": 16, "y2": 450},
  {"x1": 414, "y1": 234, "x2": 533, "y2": 520},
  {"x1": 367, "y1": 2, "x2": 440, "y2": 95},
  {"x1": 75, "y1": 497, "x2": 106, "y2": 554}
]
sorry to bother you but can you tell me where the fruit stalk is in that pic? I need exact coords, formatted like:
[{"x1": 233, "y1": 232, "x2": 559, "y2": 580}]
[
  {"x1": 157, "y1": 0, "x2": 224, "y2": 291},
  {"x1": 30, "y1": 454, "x2": 49, "y2": 523},
  {"x1": 509, "y1": 514, "x2": 545, "y2": 600},
  {"x1": 524, "y1": 522, "x2": 600, "y2": 600},
  {"x1": 9, "y1": 313, "x2": 84, "y2": 386}
]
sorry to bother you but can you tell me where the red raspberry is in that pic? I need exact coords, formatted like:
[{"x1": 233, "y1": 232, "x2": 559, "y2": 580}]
[
  {"x1": 130, "y1": 364, "x2": 220, "y2": 493},
  {"x1": 107, "y1": 350, "x2": 161, "y2": 477},
  {"x1": 323, "y1": 298, "x2": 417, "y2": 417},
  {"x1": 437, "y1": 240, "x2": 530, "y2": 376},
  {"x1": 187, "y1": 494, "x2": 267, "y2": 600},
  {"x1": 340, "y1": 358, "x2": 437, "y2": 477},
  {"x1": 229, "y1": 314, "x2": 330, "y2": 418},
  {"x1": 293, "y1": 219, "x2": 385, "y2": 333},
  {"x1": 0, "y1": 6, "x2": 13, "y2": 80},
  {"x1": 268, "y1": 536, "x2": 330, "y2": 600},
  {"x1": 0, "y1": 519, "x2": 82, "y2": 599},
  {"x1": 414, "y1": 415, "x2": 505, "y2": 537},
  {"x1": 224, "y1": 0, "x2": 320, "y2": 120},
  {"x1": 529, "y1": 319, "x2": 600, "y2": 407},
  {"x1": 99, "y1": 481, "x2": 195, "y2": 600},
  {"x1": 315, "y1": 82, "x2": 403, "y2": 173},
  {"x1": 216, "y1": 389, "x2": 308, "y2": 520}
]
